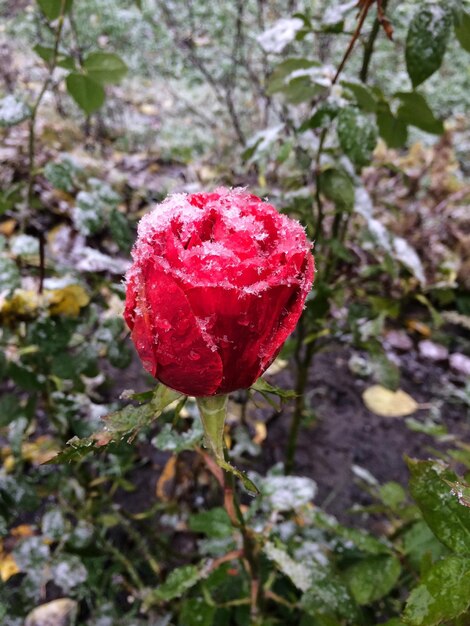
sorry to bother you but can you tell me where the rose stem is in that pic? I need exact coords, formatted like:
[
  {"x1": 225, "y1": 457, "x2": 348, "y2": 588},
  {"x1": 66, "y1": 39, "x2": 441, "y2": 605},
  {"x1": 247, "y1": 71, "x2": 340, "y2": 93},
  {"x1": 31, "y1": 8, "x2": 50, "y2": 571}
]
[{"x1": 197, "y1": 397, "x2": 264, "y2": 621}]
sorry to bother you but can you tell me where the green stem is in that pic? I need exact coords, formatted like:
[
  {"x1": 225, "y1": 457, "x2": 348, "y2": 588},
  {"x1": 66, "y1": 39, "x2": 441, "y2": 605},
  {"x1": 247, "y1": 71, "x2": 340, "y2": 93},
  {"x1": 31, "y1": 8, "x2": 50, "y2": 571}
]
[
  {"x1": 196, "y1": 395, "x2": 228, "y2": 461},
  {"x1": 285, "y1": 340, "x2": 315, "y2": 475}
]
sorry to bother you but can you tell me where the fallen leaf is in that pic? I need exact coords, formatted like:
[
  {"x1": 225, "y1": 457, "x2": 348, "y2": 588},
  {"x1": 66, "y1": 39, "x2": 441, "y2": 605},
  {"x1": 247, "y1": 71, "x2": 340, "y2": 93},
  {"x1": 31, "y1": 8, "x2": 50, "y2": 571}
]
[
  {"x1": 22, "y1": 436, "x2": 61, "y2": 465},
  {"x1": 11, "y1": 524, "x2": 34, "y2": 538},
  {"x1": 0, "y1": 553, "x2": 19, "y2": 581},
  {"x1": 0, "y1": 285, "x2": 90, "y2": 320},
  {"x1": 253, "y1": 421, "x2": 267, "y2": 445},
  {"x1": 47, "y1": 284, "x2": 90, "y2": 316},
  {"x1": 418, "y1": 340, "x2": 448, "y2": 362},
  {"x1": 156, "y1": 455, "x2": 177, "y2": 501},
  {"x1": 362, "y1": 385, "x2": 419, "y2": 418},
  {"x1": 405, "y1": 319, "x2": 431, "y2": 337},
  {"x1": 25, "y1": 598, "x2": 78, "y2": 626},
  {"x1": 449, "y1": 353, "x2": 470, "y2": 377},
  {"x1": 0, "y1": 218, "x2": 16, "y2": 236}
]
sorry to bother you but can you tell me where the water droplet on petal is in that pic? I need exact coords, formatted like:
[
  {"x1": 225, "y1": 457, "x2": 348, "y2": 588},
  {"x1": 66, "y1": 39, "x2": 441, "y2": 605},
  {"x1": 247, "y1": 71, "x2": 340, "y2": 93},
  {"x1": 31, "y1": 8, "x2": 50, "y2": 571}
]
[
  {"x1": 238, "y1": 315, "x2": 250, "y2": 326},
  {"x1": 189, "y1": 350, "x2": 200, "y2": 361},
  {"x1": 159, "y1": 319, "x2": 172, "y2": 331}
]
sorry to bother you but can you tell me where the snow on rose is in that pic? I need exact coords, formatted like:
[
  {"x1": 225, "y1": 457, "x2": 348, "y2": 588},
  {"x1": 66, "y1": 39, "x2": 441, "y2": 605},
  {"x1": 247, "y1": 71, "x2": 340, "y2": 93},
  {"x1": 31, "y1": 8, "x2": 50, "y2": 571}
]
[{"x1": 124, "y1": 187, "x2": 314, "y2": 397}]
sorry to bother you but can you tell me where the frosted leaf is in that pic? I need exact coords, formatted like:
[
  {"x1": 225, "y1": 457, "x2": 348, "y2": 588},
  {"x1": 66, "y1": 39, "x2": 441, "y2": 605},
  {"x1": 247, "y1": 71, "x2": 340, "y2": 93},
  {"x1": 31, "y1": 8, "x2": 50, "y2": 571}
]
[
  {"x1": 10, "y1": 234, "x2": 39, "y2": 257},
  {"x1": 256, "y1": 18, "x2": 304, "y2": 54},
  {"x1": 0, "y1": 95, "x2": 30, "y2": 127},
  {"x1": 418, "y1": 340, "x2": 448, "y2": 362},
  {"x1": 449, "y1": 353, "x2": 470, "y2": 377},
  {"x1": 352, "y1": 465, "x2": 379, "y2": 486},
  {"x1": 73, "y1": 191, "x2": 104, "y2": 236},
  {"x1": 264, "y1": 541, "x2": 312, "y2": 591},
  {"x1": 260, "y1": 474, "x2": 317, "y2": 511},
  {"x1": 322, "y1": 0, "x2": 357, "y2": 27},
  {"x1": 245, "y1": 124, "x2": 285, "y2": 164},
  {"x1": 355, "y1": 187, "x2": 425, "y2": 284},
  {"x1": 76, "y1": 247, "x2": 130, "y2": 274}
]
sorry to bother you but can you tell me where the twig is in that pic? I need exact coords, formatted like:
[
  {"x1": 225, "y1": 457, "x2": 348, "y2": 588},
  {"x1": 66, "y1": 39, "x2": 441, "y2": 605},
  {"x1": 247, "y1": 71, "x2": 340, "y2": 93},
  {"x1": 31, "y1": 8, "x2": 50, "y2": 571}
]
[
  {"x1": 333, "y1": 0, "x2": 374, "y2": 84},
  {"x1": 27, "y1": 0, "x2": 67, "y2": 294},
  {"x1": 360, "y1": 0, "x2": 390, "y2": 82},
  {"x1": 27, "y1": 0, "x2": 67, "y2": 208}
]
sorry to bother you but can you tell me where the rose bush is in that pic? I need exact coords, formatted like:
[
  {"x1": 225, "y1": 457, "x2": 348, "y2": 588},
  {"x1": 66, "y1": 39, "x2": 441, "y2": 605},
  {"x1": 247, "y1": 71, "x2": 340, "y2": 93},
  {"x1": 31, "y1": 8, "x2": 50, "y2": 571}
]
[{"x1": 125, "y1": 187, "x2": 314, "y2": 396}]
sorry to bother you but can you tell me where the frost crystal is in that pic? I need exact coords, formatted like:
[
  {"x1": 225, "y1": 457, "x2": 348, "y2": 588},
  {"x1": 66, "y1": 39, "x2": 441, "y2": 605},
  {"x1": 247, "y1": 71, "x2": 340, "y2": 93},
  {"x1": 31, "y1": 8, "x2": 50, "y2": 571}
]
[{"x1": 256, "y1": 18, "x2": 304, "y2": 54}]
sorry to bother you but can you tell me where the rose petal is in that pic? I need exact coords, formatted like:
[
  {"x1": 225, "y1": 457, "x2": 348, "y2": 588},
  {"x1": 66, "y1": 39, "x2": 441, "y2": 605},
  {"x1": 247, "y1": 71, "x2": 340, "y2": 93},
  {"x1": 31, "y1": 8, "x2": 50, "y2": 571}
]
[
  {"x1": 124, "y1": 269, "x2": 158, "y2": 377},
  {"x1": 142, "y1": 262, "x2": 223, "y2": 396},
  {"x1": 186, "y1": 281, "x2": 304, "y2": 393}
]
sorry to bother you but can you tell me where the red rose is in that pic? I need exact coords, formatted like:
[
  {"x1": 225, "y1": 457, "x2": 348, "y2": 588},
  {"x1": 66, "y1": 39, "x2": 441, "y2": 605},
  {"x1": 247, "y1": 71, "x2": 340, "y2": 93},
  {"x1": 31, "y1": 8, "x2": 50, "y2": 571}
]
[{"x1": 124, "y1": 187, "x2": 314, "y2": 396}]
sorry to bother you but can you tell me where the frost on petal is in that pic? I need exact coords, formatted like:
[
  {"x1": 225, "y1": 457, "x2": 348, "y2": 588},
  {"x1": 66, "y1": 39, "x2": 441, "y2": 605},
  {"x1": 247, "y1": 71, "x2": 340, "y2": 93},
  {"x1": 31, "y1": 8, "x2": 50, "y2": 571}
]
[
  {"x1": 124, "y1": 269, "x2": 157, "y2": 377},
  {"x1": 186, "y1": 282, "x2": 305, "y2": 393},
  {"x1": 124, "y1": 187, "x2": 314, "y2": 396}
]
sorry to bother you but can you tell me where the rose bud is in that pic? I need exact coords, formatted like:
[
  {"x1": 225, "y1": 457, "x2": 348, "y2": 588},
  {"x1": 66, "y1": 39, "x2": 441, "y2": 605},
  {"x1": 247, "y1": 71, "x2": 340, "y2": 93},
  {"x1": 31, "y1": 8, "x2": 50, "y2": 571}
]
[{"x1": 124, "y1": 187, "x2": 314, "y2": 398}]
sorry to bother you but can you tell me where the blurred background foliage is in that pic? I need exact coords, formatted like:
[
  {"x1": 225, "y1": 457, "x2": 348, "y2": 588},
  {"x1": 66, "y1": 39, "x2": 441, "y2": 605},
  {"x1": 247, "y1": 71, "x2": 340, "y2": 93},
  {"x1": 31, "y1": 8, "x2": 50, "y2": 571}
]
[{"x1": 0, "y1": 0, "x2": 470, "y2": 624}]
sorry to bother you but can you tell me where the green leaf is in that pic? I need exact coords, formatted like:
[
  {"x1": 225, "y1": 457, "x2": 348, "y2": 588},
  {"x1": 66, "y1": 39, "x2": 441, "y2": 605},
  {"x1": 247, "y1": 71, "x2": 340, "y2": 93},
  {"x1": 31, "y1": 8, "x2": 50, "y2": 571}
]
[
  {"x1": 395, "y1": 92, "x2": 443, "y2": 135},
  {"x1": 0, "y1": 394, "x2": 22, "y2": 427},
  {"x1": 376, "y1": 102, "x2": 408, "y2": 148},
  {"x1": 378, "y1": 481, "x2": 407, "y2": 510},
  {"x1": 179, "y1": 598, "x2": 215, "y2": 626},
  {"x1": 319, "y1": 167, "x2": 355, "y2": 211},
  {"x1": 107, "y1": 341, "x2": 132, "y2": 369},
  {"x1": 153, "y1": 419, "x2": 204, "y2": 454},
  {"x1": 455, "y1": 11, "x2": 470, "y2": 52},
  {"x1": 266, "y1": 58, "x2": 319, "y2": 95},
  {"x1": 109, "y1": 209, "x2": 133, "y2": 252},
  {"x1": 66, "y1": 73, "x2": 105, "y2": 114},
  {"x1": 402, "y1": 521, "x2": 448, "y2": 571},
  {"x1": 189, "y1": 507, "x2": 232, "y2": 539},
  {"x1": 251, "y1": 378, "x2": 296, "y2": 400},
  {"x1": 403, "y1": 556, "x2": 470, "y2": 626},
  {"x1": 48, "y1": 385, "x2": 182, "y2": 463},
  {"x1": 44, "y1": 159, "x2": 76, "y2": 192},
  {"x1": 150, "y1": 565, "x2": 202, "y2": 603},
  {"x1": 343, "y1": 555, "x2": 401, "y2": 605},
  {"x1": 36, "y1": 0, "x2": 72, "y2": 21},
  {"x1": 301, "y1": 563, "x2": 359, "y2": 620},
  {"x1": 0, "y1": 95, "x2": 30, "y2": 127},
  {"x1": 33, "y1": 44, "x2": 75, "y2": 70},
  {"x1": 407, "y1": 458, "x2": 470, "y2": 553},
  {"x1": 299, "y1": 102, "x2": 339, "y2": 131},
  {"x1": 405, "y1": 4, "x2": 452, "y2": 87},
  {"x1": 218, "y1": 459, "x2": 260, "y2": 496},
  {"x1": 0, "y1": 257, "x2": 20, "y2": 294},
  {"x1": 342, "y1": 81, "x2": 377, "y2": 112},
  {"x1": 264, "y1": 541, "x2": 312, "y2": 591},
  {"x1": 337, "y1": 107, "x2": 377, "y2": 168},
  {"x1": 84, "y1": 52, "x2": 128, "y2": 85}
]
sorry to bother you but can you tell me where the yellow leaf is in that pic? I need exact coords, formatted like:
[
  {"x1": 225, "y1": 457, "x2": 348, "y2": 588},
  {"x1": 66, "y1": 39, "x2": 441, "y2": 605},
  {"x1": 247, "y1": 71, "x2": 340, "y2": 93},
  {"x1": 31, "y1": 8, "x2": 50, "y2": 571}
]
[
  {"x1": 2, "y1": 455, "x2": 15, "y2": 473},
  {"x1": 362, "y1": 385, "x2": 419, "y2": 418},
  {"x1": 0, "y1": 219, "x2": 17, "y2": 237},
  {"x1": 253, "y1": 421, "x2": 267, "y2": 445},
  {"x1": 11, "y1": 524, "x2": 34, "y2": 538},
  {"x1": 156, "y1": 456, "x2": 177, "y2": 501},
  {"x1": 47, "y1": 285, "x2": 90, "y2": 316},
  {"x1": 0, "y1": 289, "x2": 40, "y2": 319},
  {"x1": 22, "y1": 436, "x2": 60, "y2": 465},
  {"x1": 0, "y1": 553, "x2": 19, "y2": 581},
  {"x1": 406, "y1": 319, "x2": 431, "y2": 337}
]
